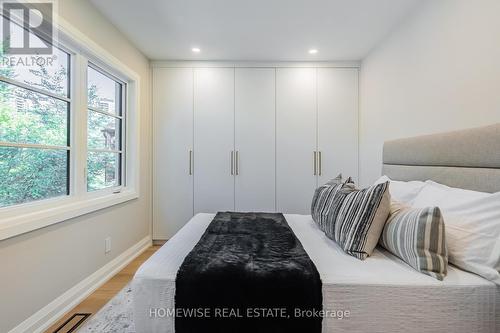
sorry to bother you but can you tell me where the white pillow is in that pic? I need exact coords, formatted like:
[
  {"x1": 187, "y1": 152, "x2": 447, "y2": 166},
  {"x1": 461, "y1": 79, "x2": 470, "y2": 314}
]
[
  {"x1": 374, "y1": 175, "x2": 426, "y2": 204},
  {"x1": 412, "y1": 181, "x2": 500, "y2": 284}
]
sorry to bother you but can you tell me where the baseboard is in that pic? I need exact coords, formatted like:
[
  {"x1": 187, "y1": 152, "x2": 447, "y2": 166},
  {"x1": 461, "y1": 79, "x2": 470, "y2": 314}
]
[
  {"x1": 9, "y1": 235, "x2": 152, "y2": 333},
  {"x1": 152, "y1": 239, "x2": 167, "y2": 246}
]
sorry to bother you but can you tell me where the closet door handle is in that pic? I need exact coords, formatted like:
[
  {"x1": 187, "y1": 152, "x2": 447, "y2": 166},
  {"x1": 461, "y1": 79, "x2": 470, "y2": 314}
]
[
  {"x1": 235, "y1": 151, "x2": 239, "y2": 175},
  {"x1": 318, "y1": 151, "x2": 322, "y2": 176},
  {"x1": 313, "y1": 151, "x2": 317, "y2": 176},
  {"x1": 230, "y1": 151, "x2": 234, "y2": 176},
  {"x1": 189, "y1": 150, "x2": 193, "y2": 175}
]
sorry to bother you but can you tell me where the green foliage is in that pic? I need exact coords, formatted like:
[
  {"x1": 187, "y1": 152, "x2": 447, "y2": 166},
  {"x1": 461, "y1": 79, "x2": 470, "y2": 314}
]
[
  {"x1": 0, "y1": 44, "x2": 69, "y2": 207},
  {"x1": 0, "y1": 82, "x2": 68, "y2": 146},
  {"x1": 87, "y1": 80, "x2": 120, "y2": 191},
  {"x1": 0, "y1": 44, "x2": 119, "y2": 207},
  {"x1": 0, "y1": 147, "x2": 67, "y2": 205},
  {"x1": 87, "y1": 151, "x2": 118, "y2": 191}
]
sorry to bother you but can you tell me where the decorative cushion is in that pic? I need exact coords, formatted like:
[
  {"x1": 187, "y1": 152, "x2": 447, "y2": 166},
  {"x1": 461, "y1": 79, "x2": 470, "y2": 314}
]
[
  {"x1": 380, "y1": 201, "x2": 448, "y2": 280},
  {"x1": 322, "y1": 184, "x2": 357, "y2": 240},
  {"x1": 326, "y1": 174, "x2": 343, "y2": 185},
  {"x1": 311, "y1": 174, "x2": 352, "y2": 232},
  {"x1": 326, "y1": 181, "x2": 391, "y2": 260}
]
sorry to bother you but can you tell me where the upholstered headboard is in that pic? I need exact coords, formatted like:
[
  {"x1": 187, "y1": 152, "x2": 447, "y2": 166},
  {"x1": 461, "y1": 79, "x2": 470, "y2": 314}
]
[{"x1": 382, "y1": 123, "x2": 500, "y2": 193}]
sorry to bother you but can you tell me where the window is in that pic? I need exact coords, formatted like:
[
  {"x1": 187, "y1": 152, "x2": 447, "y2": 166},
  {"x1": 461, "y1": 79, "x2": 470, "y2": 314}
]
[
  {"x1": 0, "y1": 10, "x2": 139, "y2": 238},
  {"x1": 0, "y1": 39, "x2": 71, "y2": 207},
  {"x1": 87, "y1": 65, "x2": 124, "y2": 191}
]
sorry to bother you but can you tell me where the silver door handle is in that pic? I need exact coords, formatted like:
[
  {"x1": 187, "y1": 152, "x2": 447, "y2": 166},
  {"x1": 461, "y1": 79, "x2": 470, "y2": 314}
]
[
  {"x1": 318, "y1": 151, "x2": 322, "y2": 176},
  {"x1": 230, "y1": 151, "x2": 234, "y2": 175},
  {"x1": 235, "y1": 151, "x2": 239, "y2": 175},
  {"x1": 189, "y1": 150, "x2": 193, "y2": 175},
  {"x1": 313, "y1": 151, "x2": 317, "y2": 176}
]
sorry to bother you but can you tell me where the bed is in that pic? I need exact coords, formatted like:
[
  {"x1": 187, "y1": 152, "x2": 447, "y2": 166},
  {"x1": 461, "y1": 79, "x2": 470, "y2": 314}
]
[{"x1": 133, "y1": 124, "x2": 500, "y2": 333}]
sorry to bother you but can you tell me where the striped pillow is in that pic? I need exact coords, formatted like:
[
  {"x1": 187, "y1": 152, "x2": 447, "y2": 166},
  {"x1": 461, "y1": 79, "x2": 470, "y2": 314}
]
[
  {"x1": 380, "y1": 202, "x2": 448, "y2": 280},
  {"x1": 322, "y1": 184, "x2": 357, "y2": 240},
  {"x1": 326, "y1": 174, "x2": 343, "y2": 185},
  {"x1": 327, "y1": 181, "x2": 391, "y2": 260},
  {"x1": 311, "y1": 175, "x2": 354, "y2": 232},
  {"x1": 311, "y1": 183, "x2": 342, "y2": 232}
]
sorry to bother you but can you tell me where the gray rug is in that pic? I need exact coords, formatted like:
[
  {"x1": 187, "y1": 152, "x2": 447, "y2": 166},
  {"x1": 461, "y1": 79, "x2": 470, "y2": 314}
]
[{"x1": 77, "y1": 283, "x2": 135, "y2": 333}]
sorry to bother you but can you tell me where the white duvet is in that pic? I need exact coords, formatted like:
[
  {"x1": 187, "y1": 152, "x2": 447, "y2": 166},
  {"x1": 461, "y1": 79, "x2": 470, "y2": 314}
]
[{"x1": 133, "y1": 213, "x2": 499, "y2": 333}]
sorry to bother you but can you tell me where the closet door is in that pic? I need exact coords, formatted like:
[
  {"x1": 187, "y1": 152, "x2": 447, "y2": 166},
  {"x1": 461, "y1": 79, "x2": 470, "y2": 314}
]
[
  {"x1": 276, "y1": 68, "x2": 317, "y2": 214},
  {"x1": 235, "y1": 68, "x2": 276, "y2": 212},
  {"x1": 194, "y1": 68, "x2": 235, "y2": 214},
  {"x1": 317, "y1": 68, "x2": 359, "y2": 185},
  {"x1": 153, "y1": 68, "x2": 193, "y2": 239}
]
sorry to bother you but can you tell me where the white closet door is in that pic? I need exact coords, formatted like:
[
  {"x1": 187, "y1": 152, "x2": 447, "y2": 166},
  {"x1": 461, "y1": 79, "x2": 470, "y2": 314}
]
[
  {"x1": 235, "y1": 68, "x2": 276, "y2": 212},
  {"x1": 276, "y1": 68, "x2": 317, "y2": 214},
  {"x1": 153, "y1": 68, "x2": 193, "y2": 239},
  {"x1": 317, "y1": 68, "x2": 359, "y2": 185},
  {"x1": 194, "y1": 68, "x2": 235, "y2": 214}
]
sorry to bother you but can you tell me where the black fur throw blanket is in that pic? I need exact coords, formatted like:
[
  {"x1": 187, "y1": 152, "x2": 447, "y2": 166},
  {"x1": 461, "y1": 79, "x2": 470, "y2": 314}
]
[{"x1": 175, "y1": 212, "x2": 322, "y2": 333}]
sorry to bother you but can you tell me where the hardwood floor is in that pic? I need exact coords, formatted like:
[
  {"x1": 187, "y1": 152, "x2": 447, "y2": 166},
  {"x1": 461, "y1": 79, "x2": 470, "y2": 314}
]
[{"x1": 45, "y1": 245, "x2": 162, "y2": 333}]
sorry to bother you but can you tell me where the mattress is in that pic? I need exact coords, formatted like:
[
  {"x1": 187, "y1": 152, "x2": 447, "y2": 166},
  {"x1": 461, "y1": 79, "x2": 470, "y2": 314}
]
[{"x1": 133, "y1": 213, "x2": 499, "y2": 333}]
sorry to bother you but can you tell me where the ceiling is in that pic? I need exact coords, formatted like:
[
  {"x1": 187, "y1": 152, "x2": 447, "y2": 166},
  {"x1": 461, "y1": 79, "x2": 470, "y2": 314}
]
[{"x1": 89, "y1": 0, "x2": 422, "y2": 61}]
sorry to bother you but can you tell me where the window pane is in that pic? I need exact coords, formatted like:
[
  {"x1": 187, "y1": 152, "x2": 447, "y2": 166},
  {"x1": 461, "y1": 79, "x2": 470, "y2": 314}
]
[
  {"x1": 0, "y1": 25, "x2": 70, "y2": 98},
  {"x1": 88, "y1": 67, "x2": 121, "y2": 115},
  {"x1": 0, "y1": 147, "x2": 68, "y2": 207},
  {"x1": 88, "y1": 111, "x2": 120, "y2": 150},
  {"x1": 87, "y1": 152, "x2": 120, "y2": 191},
  {"x1": 0, "y1": 82, "x2": 68, "y2": 146},
  {"x1": 87, "y1": 65, "x2": 123, "y2": 192}
]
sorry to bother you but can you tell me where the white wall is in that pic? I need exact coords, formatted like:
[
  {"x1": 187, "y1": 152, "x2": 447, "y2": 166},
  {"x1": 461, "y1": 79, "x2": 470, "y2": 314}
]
[
  {"x1": 0, "y1": 0, "x2": 152, "y2": 331},
  {"x1": 359, "y1": 0, "x2": 500, "y2": 186}
]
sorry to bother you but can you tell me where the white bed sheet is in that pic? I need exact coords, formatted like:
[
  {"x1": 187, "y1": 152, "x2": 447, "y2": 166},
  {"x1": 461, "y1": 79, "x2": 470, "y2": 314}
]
[{"x1": 133, "y1": 213, "x2": 499, "y2": 333}]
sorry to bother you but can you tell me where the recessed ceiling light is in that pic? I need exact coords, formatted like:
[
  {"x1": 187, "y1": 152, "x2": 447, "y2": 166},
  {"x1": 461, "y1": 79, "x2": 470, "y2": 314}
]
[
  {"x1": 192, "y1": 47, "x2": 201, "y2": 53},
  {"x1": 309, "y1": 49, "x2": 318, "y2": 54}
]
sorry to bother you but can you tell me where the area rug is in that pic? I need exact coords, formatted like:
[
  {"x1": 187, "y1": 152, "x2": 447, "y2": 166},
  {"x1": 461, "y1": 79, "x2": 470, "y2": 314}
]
[{"x1": 77, "y1": 283, "x2": 135, "y2": 332}]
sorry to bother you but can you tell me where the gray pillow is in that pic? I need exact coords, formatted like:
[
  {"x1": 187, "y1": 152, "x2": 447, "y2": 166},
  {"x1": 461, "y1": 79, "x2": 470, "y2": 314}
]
[
  {"x1": 326, "y1": 181, "x2": 391, "y2": 260},
  {"x1": 311, "y1": 174, "x2": 352, "y2": 232},
  {"x1": 380, "y1": 201, "x2": 448, "y2": 280}
]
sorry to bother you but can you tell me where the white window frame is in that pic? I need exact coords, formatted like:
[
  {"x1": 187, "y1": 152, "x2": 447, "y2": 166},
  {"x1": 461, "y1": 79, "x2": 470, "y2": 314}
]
[
  {"x1": 0, "y1": 46, "x2": 72, "y2": 200},
  {"x1": 86, "y1": 62, "x2": 126, "y2": 192},
  {"x1": 0, "y1": 16, "x2": 141, "y2": 240}
]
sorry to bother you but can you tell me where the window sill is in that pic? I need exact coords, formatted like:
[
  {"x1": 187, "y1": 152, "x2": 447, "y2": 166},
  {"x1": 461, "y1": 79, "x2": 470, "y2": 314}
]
[{"x1": 0, "y1": 190, "x2": 138, "y2": 241}]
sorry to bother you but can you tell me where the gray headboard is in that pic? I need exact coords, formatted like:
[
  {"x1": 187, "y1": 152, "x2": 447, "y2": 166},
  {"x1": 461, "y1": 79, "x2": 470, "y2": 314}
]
[{"x1": 382, "y1": 123, "x2": 500, "y2": 193}]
